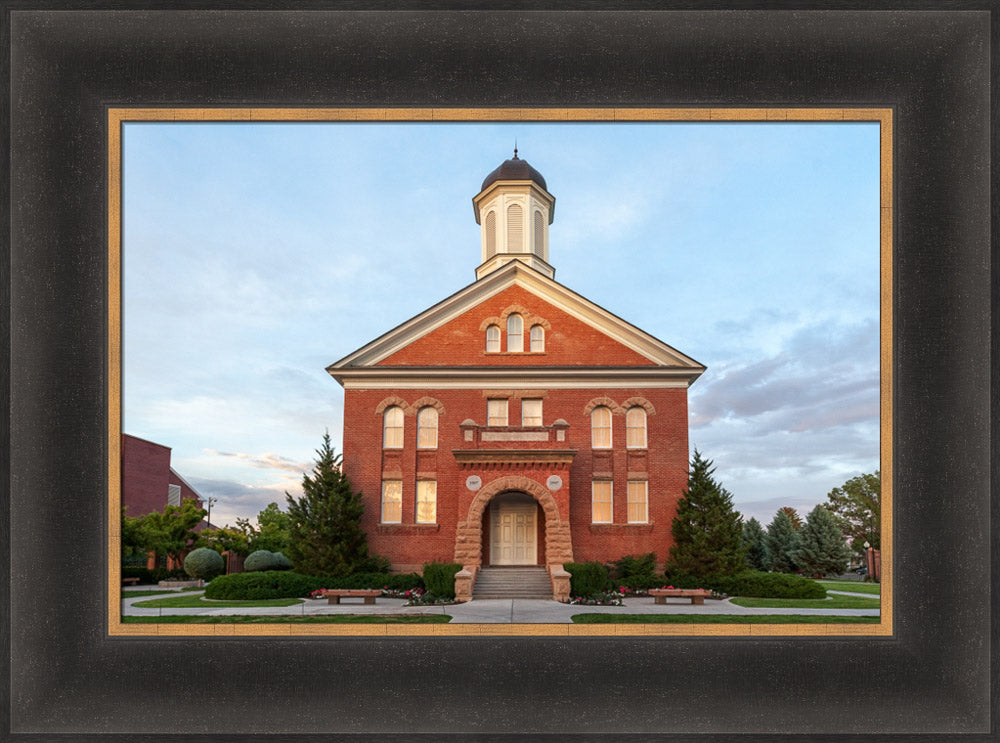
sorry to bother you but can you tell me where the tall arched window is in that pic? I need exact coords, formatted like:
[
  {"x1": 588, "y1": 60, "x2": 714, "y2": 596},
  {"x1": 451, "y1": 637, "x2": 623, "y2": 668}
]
[
  {"x1": 417, "y1": 406, "x2": 438, "y2": 449},
  {"x1": 529, "y1": 324, "x2": 545, "y2": 352},
  {"x1": 506, "y1": 313, "x2": 523, "y2": 352},
  {"x1": 382, "y1": 406, "x2": 404, "y2": 449},
  {"x1": 485, "y1": 211, "x2": 497, "y2": 259},
  {"x1": 533, "y1": 210, "x2": 544, "y2": 255},
  {"x1": 626, "y1": 407, "x2": 647, "y2": 448},
  {"x1": 506, "y1": 203, "x2": 523, "y2": 252},
  {"x1": 591, "y1": 406, "x2": 612, "y2": 448},
  {"x1": 485, "y1": 324, "x2": 500, "y2": 353}
]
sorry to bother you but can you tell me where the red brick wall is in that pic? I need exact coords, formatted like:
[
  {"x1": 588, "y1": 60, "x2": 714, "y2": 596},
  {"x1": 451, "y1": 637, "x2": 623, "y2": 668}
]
[
  {"x1": 376, "y1": 285, "x2": 657, "y2": 368},
  {"x1": 122, "y1": 434, "x2": 173, "y2": 518},
  {"x1": 122, "y1": 434, "x2": 202, "y2": 518},
  {"x1": 341, "y1": 386, "x2": 689, "y2": 570}
]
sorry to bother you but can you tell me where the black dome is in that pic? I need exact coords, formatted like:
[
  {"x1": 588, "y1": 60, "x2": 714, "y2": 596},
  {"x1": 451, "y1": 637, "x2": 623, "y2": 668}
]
[{"x1": 480, "y1": 151, "x2": 547, "y2": 192}]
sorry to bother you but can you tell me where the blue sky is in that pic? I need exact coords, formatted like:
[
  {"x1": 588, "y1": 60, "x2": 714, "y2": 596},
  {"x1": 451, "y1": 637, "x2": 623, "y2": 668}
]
[{"x1": 122, "y1": 120, "x2": 880, "y2": 528}]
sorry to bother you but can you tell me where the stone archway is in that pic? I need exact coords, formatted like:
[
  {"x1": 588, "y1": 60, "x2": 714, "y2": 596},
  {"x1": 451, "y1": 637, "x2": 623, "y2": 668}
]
[{"x1": 453, "y1": 475, "x2": 573, "y2": 568}]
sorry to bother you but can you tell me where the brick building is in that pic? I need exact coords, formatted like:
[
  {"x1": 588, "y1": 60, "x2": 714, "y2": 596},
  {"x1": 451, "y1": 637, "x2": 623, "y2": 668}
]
[
  {"x1": 328, "y1": 152, "x2": 704, "y2": 600},
  {"x1": 122, "y1": 433, "x2": 204, "y2": 518}
]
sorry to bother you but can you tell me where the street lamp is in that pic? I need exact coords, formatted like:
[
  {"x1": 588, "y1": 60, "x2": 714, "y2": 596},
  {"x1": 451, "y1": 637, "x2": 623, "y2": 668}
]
[{"x1": 206, "y1": 496, "x2": 218, "y2": 529}]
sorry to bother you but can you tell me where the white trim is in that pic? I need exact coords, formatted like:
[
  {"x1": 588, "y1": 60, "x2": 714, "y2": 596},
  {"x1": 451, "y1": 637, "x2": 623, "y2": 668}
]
[{"x1": 342, "y1": 376, "x2": 693, "y2": 390}]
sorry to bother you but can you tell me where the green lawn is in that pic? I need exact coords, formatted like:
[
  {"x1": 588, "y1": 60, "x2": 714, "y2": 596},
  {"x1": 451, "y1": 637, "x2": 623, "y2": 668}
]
[
  {"x1": 131, "y1": 595, "x2": 303, "y2": 608},
  {"x1": 121, "y1": 588, "x2": 203, "y2": 598},
  {"x1": 730, "y1": 595, "x2": 880, "y2": 610},
  {"x1": 572, "y1": 614, "x2": 881, "y2": 624},
  {"x1": 818, "y1": 581, "x2": 881, "y2": 595},
  {"x1": 121, "y1": 614, "x2": 452, "y2": 624}
]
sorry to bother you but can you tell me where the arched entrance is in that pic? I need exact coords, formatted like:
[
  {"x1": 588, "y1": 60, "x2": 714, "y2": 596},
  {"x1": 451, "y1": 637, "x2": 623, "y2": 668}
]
[{"x1": 453, "y1": 475, "x2": 573, "y2": 569}]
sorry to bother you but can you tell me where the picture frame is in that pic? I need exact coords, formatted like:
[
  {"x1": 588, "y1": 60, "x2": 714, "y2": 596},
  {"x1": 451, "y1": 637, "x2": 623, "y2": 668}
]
[{"x1": 6, "y1": 5, "x2": 993, "y2": 739}]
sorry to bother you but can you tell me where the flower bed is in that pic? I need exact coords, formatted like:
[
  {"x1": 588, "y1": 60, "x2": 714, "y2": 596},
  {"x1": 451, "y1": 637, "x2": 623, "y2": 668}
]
[{"x1": 569, "y1": 589, "x2": 624, "y2": 606}]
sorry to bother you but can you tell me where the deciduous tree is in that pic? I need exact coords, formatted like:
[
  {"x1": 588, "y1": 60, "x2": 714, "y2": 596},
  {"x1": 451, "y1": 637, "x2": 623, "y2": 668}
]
[{"x1": 825, "y1": 471, "x2": 881, "y2": 554}]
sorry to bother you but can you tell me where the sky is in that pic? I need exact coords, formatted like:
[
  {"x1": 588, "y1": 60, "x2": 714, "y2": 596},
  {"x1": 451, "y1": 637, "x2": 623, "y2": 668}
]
[{"x1": 122, "y1": 120, "x2": 881, "y2": 528}]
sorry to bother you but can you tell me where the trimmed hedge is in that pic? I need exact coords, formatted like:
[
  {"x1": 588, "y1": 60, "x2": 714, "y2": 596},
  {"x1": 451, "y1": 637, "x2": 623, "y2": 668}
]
[
  {"x1": 184, "y1": 547, "x2": 224, "y2": 580},
  {"x1": 565, "y1": 561, "x2": 610, "y2": 597},
  {"x1": 423, "y1": 562, "x2": 462, "y2": 599},
  {"x1": 662, "y1": 570, "x2": 826, "y2": 599},
  {"x1": 205, "y1": 571, "x2": 424, "y2": 600}
]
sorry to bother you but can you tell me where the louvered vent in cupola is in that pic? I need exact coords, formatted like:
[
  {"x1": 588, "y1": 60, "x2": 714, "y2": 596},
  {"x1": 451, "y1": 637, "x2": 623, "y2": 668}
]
[
  {"x1": 485, "y1": 211, "x2": 497, "y2": 258},
  {"x1": 507, "y1": 203, "x2": 523, "y2": 252},
  {"x1": 533, "y1": 210, "x2": 544, "y2": 257}
]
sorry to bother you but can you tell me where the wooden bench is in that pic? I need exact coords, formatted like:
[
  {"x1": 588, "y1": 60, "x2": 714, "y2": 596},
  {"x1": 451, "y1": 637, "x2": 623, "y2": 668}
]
[
  {"x1": 122, "y1": 576, "x2": 140, "y2": 586},
  {"x1": 321, "y1": 589, "x2": 381, "y2": 605},
  {"x1": 649, "y1": 588, "x2": 712, "y2": 605}
]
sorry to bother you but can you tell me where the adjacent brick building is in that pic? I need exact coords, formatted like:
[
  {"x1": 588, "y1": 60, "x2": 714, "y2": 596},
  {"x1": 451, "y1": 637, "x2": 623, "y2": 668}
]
[
  {"x1": 122, "y1": 433, "x2": 204, "y2": 518},
  {"x1": 328, "y1": 152, "x2": 704, "y2": 600}
]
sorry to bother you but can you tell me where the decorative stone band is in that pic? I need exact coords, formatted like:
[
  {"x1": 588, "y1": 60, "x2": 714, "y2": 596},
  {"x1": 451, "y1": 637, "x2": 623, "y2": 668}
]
[{"x1": 452, "y1": 449, "x2": 577, "y2": 468}]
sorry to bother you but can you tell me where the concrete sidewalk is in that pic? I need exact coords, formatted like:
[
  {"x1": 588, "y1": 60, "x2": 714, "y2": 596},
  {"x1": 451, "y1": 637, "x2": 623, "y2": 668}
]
[{"x1": 121, "y1": 589, "x2": 880, "y2": 624}]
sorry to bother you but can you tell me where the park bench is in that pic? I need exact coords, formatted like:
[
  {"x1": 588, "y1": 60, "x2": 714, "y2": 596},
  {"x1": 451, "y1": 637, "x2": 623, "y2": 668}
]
[
  {"x1": 122, "y1": 576, "x2": 140, "y2": 586},
  {"x1": 321, "y1": 589, "x2": 382, "y2": 605},
  {"x1": 649, "y1": 588, "x2": 712, "y2": 605}
]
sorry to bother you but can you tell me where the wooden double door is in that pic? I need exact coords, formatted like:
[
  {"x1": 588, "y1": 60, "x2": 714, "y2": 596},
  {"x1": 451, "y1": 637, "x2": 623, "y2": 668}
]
[{"x1": 489, "y1": 494, "x2": 538, "y2": 565}]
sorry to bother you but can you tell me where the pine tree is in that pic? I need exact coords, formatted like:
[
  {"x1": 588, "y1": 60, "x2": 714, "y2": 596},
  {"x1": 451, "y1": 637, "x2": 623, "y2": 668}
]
[
  {"x1": 778, "y1": 506, "x2": 803, "y2": 530},
  {"x1": 765, "y1": 508, "x2": 801, "y2": 573},
  {"x1": 666, "y1": 450, "x2": 746, "y2": 579},
  {"x1": 285, "y1": 433, "x2": 370, "y2": 576},
  {"x1": 741, "y1": 517, "x2": 769, "y2": 571},
  {"x1": 792, "y1": 504, "x2": 851, "y2": 578}
]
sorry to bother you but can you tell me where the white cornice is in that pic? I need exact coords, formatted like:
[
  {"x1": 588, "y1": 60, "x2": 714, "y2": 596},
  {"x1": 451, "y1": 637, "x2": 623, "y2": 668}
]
[
  {"x1": 327, "y1": 260, "x2": 706, "y2": 376},
  {"x1": 334, "y1": 366, "x2": 702, "y2": 390}
]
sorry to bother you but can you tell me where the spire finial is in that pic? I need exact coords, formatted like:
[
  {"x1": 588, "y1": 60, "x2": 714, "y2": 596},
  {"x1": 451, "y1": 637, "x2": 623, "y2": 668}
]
[{"x1": 513, "y1": 141, "x2": 518, "y2": 159}]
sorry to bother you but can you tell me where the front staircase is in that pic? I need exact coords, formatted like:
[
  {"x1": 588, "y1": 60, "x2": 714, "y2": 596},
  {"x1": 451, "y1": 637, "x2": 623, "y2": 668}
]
[{"x1": 472, "y1": 566, "x2": 552, "y2": 600}]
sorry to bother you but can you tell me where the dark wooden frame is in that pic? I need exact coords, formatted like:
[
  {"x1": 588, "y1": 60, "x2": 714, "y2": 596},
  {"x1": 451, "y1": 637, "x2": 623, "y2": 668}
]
[{"x1": 5, "y1": 5, "x2": 994, "y2": 740}]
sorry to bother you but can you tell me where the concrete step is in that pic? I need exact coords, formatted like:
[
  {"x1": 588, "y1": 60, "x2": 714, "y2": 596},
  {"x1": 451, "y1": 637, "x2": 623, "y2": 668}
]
[{"x1": 474, "y1": 568, "x2": 552, "y2": 599}]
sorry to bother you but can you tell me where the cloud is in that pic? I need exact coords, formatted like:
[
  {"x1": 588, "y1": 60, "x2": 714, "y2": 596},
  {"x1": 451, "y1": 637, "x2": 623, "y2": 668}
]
[
  {"x1": 203, "y1": 449, "x2": 311, "y2": 475},
  {"x1": 185, "y1": 476, "x2": 299, "y2": 528}
]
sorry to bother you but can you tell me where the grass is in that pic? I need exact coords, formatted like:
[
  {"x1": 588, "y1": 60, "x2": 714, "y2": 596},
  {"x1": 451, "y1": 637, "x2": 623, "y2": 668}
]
[
  {"x1": 121, "y1": 614, "x2": 452, "y2": 624},
  {"x1": 131, "y1": 595, "x2": 303, "y2": 608},
  {"x1": 730, "y1": 595, "x2": 880, "y2": 610},
  {"x1": 572, "y1": 614, "x2": 881, "y2": 624},
  {"x1": 818, "y1": 580, "x2": 881, "y2": 595}
]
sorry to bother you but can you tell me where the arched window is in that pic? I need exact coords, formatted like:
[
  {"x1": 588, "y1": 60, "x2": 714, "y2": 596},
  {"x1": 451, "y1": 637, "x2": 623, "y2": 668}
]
[
  {"x1": 485, "y1": 324, "x2": 500, "y2": 353},
  {"x1": 485, "y1": 211, "x2": 497, "y2": 259},
  {"x1": 626, "y1": 407, "x2": 647, "y2": 449},
  {"x1": 591, "y1": 406, "x2": 612, "y2": 448},
  {"x1": 506, "y1": 203, "x2": 523, "y2": 252},
  {"x1": 417, "y1": 407, "x2": 438, "y2": 449},
  {"x1": 382, "y1": 406, "x2": 403, "y2": 449},
  {"x1": 529, "y1": 324, "x2": 545, "y2": 352},
  {"x1": 506, "y1": 313, "x2": 523, "y2": 352},
  {"x1": 534, "y1": 210, "x2": 544, "y2": 255}
]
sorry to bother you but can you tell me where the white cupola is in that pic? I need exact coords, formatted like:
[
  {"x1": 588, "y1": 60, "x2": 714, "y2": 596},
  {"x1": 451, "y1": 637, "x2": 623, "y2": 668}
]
[{"x1": 472, "y1": 149, "x2": 556, "y2": 280}]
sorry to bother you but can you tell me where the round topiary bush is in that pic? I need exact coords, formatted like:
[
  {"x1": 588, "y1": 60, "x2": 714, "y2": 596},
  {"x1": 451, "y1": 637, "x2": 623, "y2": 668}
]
[
  {"x1": 244, "y1": 549, "x2": 278, "y2": 572},
  {"x1": 183, "y1": 547, "x2": 225, "y2": 580},
  {"x1": 271, "y1": 552, "x2": 293, "y2": 571}
]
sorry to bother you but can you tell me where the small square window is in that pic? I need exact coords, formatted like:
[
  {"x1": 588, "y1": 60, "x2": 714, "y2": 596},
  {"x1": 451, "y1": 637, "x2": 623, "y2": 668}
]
[
  {"x1": 487, "y1": 399, "x2": 508, "y2": 427},
  {"x1": 522, "y1": 399, "x2": 543, "y2": 427}
]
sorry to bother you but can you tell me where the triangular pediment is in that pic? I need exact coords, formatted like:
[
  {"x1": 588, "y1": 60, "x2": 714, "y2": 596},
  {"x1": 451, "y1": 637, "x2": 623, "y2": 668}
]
[{"x1": 328, "y1": 261, "x2": 704, "y2": 380}]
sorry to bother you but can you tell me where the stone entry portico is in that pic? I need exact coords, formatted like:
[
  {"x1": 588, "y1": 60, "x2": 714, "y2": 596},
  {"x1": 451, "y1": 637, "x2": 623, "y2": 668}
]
[{"x1": 453, "y1": 474, "x2": 574, "y2": 601}]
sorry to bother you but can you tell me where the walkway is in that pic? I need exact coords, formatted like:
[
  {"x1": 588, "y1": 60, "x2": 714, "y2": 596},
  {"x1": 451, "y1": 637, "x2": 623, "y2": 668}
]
[{"x1": 122, "y1": 588, "x2": 880, "y2": 624}]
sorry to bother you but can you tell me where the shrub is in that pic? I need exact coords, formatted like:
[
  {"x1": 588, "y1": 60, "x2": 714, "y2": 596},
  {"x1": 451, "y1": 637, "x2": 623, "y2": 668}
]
[
  {"x1": 714, "y1": 571, "x2": 826, "y2": 599},
  {"x1": 205, "y1": 571, "x2": 317, "y2": 600},
  {"x1": 565, "y1": 561, "x2": 610, "y2": 597},
  {"x1": 610, "y1": 553, "x2": 657, "y2": 580},
  {"x1": 244, "y1": 549, "x2": 281, "y2": 572},
  {"x1": 271, "y1": 552, "x2": 293, "y2": 571},
  {"x1": 354, "y1": 554, "x2": 392, "y2": 574},
  {"x1": 422, "y1": 562, "x2": 462, "y2": 599},
  {"x1": 618, "y1": 574, "x2": 666, "y2": 591},
  {"x1": 314, "y1": 572, "x2": 424, "y2": 591},
  {"x1": 183, "y1": 547, "x2": 225, "y2": 580}
]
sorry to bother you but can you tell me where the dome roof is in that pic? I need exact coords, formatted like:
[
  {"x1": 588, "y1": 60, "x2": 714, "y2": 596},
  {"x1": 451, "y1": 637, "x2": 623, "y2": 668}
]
[{"x1": 480, "y1": 150, "x2": 547, "y2": 192}]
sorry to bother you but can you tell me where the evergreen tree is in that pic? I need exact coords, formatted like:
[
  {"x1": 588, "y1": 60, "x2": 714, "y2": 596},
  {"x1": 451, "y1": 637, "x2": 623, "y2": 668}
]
[
  {"x1": 285, "y1": 433, "x2": 370, "y2": 576},
  {"x1": 778, "y1": 506, "x2": 803, "y2": 530},
  {"x1": 741, "y1": 517, "x2": 769, "y2": 571},
  {"x1": 792, "y1": 504, "x2": 852, "y2": 578},
  {"x1": 666, "y1": 450, "x2": 746, "y2": 579},
  {"x1": 765, "y1": 508, "x2": 801, "y2": 573}
]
